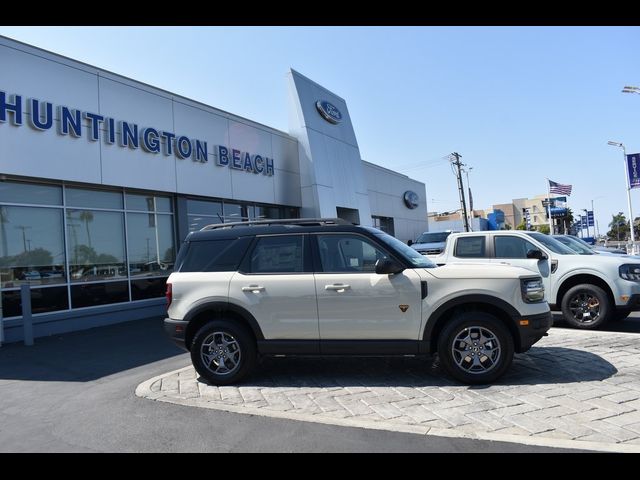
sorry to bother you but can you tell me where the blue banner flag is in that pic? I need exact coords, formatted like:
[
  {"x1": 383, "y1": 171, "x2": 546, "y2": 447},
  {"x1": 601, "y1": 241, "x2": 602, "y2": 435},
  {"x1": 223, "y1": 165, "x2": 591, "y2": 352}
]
[
  {"x1": 587, "y1": 210, "x2": 594, "y2": 227},
  {"x1": 627, "y1": 154, "x2": 640, "y2": 189},
  {"x1": 581, "y1": 216, "x2": 588, "y2": 228}
]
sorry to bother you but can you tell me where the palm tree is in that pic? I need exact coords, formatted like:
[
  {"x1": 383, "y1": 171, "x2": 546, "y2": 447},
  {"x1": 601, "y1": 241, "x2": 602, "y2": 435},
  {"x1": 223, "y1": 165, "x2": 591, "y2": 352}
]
[
  {"x1": 79, "y1": 211, "x2": 94, "y2": 249},
  {"x1": 608, "y1": 212, "x2": 628, "y2": 241},
  {"x1": 0, "y1": 206, "x2": 8, "y2": 258}
]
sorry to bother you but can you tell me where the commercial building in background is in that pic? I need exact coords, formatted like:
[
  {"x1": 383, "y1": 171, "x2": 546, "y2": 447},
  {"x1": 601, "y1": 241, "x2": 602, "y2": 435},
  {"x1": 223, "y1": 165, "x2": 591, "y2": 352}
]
[{"x1": 0, "y1": 36, "x2": 427, "y2": 342}]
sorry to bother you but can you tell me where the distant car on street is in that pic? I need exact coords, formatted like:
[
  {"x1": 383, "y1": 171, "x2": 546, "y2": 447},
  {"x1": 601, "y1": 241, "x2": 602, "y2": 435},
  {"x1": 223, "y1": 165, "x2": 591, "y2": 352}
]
[
  {"x1": 554, "y1": 235, "x2": 627, "y2": 255},
  {"x1": 410, "y1": 230, "x2": 460, "y2": 256}
]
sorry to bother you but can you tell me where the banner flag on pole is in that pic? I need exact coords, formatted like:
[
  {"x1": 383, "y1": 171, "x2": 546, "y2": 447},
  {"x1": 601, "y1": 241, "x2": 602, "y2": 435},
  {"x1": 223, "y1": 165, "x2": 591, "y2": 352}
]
[{"x1": 627, "y1": 154, "x2": 640, "y2": 189}]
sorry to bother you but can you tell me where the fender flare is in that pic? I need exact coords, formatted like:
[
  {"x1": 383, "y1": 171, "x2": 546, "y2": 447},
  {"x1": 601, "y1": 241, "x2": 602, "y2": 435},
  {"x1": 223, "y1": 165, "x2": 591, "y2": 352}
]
[
  {"x1": 422, "y1": 294, "x2": 521, "y2": 342},
  {"x1": 184, "y1": 301, "x2": 265, "y2": 341}
]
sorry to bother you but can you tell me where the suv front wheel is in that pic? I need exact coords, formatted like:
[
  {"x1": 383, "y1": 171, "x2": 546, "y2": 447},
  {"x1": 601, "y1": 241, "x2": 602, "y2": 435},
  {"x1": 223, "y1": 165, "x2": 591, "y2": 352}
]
[
  {"x1": 560, "y1": 284, "x2": 611, "y2": 329},
  {"x1": 191, "y1": 320, "x2": 257, "y2": 386},
  {"x1": 437, "y1": 311, "x2": 514, "y2": 385}
]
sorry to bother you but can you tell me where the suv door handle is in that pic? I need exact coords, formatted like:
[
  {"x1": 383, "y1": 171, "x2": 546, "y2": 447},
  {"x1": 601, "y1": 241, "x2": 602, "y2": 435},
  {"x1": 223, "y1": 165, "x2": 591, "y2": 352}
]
[
  {"x1": 325, "y1": 284, "x2": 350, "y2": 292},
  {"x1": 242, "y1": 285, "x2": 265, "y2": 293}
]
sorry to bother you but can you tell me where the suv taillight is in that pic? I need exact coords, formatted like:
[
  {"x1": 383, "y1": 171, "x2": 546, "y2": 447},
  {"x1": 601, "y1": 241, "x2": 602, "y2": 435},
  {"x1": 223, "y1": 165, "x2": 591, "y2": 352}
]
[{"x1": 166, "y1": 282, "x2": 172, "y2": 308}]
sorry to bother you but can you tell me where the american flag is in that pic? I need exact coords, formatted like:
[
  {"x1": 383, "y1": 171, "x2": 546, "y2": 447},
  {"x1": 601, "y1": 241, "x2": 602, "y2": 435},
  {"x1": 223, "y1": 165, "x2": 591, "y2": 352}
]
[{"x1": 548, "y1": 179, "x2": 572, "y2": 196}]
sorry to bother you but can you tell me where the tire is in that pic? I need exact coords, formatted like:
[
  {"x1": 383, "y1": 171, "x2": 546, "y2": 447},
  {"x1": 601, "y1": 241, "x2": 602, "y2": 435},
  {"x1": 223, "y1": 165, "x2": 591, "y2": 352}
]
[
  {"x1": 437, "y1": 311, "x2": 514, "y2": 385},
  {"x1": 611, "y1": 308, "x2": 631, "y2": 322},
  {"x1": 190, "y1": 320, "x2": 257, "y2": 386},
  {"x1": 560, "y1": 284, "x2": 611, "y2": 330}
]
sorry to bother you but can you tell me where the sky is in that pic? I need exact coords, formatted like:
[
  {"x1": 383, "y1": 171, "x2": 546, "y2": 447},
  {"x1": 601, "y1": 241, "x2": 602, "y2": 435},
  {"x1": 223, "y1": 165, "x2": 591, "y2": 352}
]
[{"x1": 0, "y1": 26, "x2": 639, "y2": 236}]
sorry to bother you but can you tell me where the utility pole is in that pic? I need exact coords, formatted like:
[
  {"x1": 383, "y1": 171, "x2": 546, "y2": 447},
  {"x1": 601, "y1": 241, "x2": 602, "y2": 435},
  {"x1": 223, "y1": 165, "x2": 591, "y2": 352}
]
[{"x1": 451, "y1": 152, "x2": 470, "y2": 232}]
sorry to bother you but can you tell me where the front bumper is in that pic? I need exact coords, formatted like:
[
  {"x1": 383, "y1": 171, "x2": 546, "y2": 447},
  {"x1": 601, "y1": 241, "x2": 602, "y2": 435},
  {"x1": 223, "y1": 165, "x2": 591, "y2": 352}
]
[
  {"x1": 515, "y1": 311, "x2": 553, "y2": 353},
  {"x1": 164, "y1": 318, "x2": 189, "y2": 351},
  {"x1": 621, "y1": 294, "x2": 640, "y2": 311}
]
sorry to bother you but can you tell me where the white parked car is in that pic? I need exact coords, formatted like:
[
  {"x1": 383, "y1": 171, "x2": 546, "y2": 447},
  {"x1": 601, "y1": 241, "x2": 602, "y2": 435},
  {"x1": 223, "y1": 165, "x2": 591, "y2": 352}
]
[
  {"x1": 164, "y1": 219, "x2": 551, "y2": 386},
  {"x1": 431, "y1": 230, "x2": 640, "y2": 329}
]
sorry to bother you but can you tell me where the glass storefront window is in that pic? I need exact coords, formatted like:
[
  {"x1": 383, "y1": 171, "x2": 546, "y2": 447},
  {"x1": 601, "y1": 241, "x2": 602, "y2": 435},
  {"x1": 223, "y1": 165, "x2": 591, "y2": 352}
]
[
  {"x1": 0, "y1": 181, "x2": 62, "y2": 206},
  {"x1": 0, "y1": 206, "x2": 66, "y2": 288},
  {"x1": 66, "y1": 209, "x2": 126, "y2": 282},
  {"x1": 126, "y1": 193, "x2": 173, "y2": 213},
  {"x1": 127, "y1": 212, "x2": 175, "y2": 277},
  {"x1": 71, "y1": 281, "x2": 129, "y2": 308},
  {"x1": 66, "y1": 187, "x2": 123, "y2": 209},
  {"x1": 186, "y1": 199, "x2": 222, "y2": 216},
  {"x1": 223, "y1": 203, "x2": 244, "y2": 221},
  {"x1": 2, "y1": 286, "x2": 69, "y2": 317}
]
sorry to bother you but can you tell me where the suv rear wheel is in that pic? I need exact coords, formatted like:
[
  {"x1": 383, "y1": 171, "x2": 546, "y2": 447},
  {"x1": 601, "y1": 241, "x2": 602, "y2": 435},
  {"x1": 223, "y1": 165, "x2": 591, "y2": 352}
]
[
  {"x1": 191, "y1": 320, "x2": 257, "y2": 386},
  {"x1": 437, "y1": 311, "x2": 514, "y2": 385}
]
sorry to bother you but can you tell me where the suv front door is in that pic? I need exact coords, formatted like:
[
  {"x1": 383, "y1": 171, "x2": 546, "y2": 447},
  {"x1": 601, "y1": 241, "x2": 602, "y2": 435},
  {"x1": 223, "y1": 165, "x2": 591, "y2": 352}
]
[
  {"x1": 312, "y1": 233, "x2": 423, "y2": 348},
  {"x1": 491, "y1": 234, "x2": 551, "y2": 289}
]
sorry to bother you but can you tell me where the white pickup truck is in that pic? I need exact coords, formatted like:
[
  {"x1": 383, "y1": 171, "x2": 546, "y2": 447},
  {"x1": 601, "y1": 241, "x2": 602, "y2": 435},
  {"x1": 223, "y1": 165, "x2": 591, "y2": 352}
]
[{"x1": 429, "y1": 230, "x2": 640, "y2": 329}]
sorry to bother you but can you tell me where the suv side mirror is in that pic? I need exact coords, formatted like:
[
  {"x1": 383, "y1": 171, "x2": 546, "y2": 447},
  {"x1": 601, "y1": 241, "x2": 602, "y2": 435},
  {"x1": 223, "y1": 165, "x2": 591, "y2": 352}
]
[
  {"x1": 407, "y1": 239, "x2": 414, "y2": 246},
  {"x1": 375, "y1": 258, "x2": 405, "y2": 275},
  {"x1": 526, "y1": 249, "x2": 548, "y2": 260}
]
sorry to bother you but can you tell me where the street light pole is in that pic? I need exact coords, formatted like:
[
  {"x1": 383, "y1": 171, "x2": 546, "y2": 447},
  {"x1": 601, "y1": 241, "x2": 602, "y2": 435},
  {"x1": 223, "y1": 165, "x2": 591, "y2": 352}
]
[
  {"x1": 463, "y1": 166, "x2": 474, "y2": 231},
  {"x1": 607, "y1": 141, "x2": 635, "y2": 248}
]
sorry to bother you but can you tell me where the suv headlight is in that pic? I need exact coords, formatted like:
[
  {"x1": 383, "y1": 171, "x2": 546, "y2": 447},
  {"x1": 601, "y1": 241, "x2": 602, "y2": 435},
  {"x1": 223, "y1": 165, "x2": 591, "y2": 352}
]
[
  {"x1": 619, "y1": 264, "x2": 640, "y2": 281},
  {"x1": 521, "y1": 277, "x2": 545, "y2": 303}
]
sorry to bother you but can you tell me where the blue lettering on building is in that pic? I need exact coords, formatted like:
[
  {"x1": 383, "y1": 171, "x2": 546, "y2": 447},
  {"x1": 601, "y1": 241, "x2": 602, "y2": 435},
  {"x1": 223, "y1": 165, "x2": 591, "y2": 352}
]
[
  {"x1": 120, "y1": 121, "x2": 139, "y2": 148},
  {"x1": 142, "y1": 127, "x2": 160, "y2": 153},
  {"x1": 217, "y1": 146, "x2": 229, "y2": 166},
  {"x1": 60, "y1": 106, "x2": 82, "y2": 137},
  {"x1": 106, "y1": 118, "x2": 116, "y2": 144},
  {"x1": 0, "y1": 90, "x2": 275, "y2": 176},
  {"x1": 195, "y1": 140, "x2": 208, "y2": 163},
  {"x1": 176, "y1": 136, "x2": 192, "y2": 159},
  {"x1": 243, "y1": 152, "x2": 253, "y2": 172},
  {"x1": 231, "y1": 149, "x2": 242, "y2": 170},
  {"x1": 0, "y1": 92, "x2": 23, "y2": 125},
  {"x1": 161, "y1": 131, "x2": 175, "y2": 156},
  {"x1": 84, "y1": 112, "x2": 104, "y2": 141},
  {"x1": 29, "y1": 99, "x2": 53, "y2": 131},
  {"x1": 254, "y1": 155, "x2": 264, "y2": 173}
]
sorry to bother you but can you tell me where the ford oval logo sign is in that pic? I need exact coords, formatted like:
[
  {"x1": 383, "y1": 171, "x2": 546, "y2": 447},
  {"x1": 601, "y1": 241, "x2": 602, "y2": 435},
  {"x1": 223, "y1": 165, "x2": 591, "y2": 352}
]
[
  {"x1": 315, "y1": 100, "x2": 342, "y2": 124},
  {"x1": 403, "y1": 191, "x2": 419, "y2": 209}
]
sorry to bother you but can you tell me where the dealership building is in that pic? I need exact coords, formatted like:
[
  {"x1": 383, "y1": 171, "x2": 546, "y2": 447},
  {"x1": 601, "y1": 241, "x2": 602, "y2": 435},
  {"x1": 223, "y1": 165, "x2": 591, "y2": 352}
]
[{"x1": 0, "y1": 36, "x2": 428, "y2": 343}]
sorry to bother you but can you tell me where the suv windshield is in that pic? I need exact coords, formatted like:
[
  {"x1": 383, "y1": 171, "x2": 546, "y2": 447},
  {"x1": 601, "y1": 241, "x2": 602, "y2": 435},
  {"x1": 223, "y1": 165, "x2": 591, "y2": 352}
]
[
  {"x1": 376, "y1": 233, "x2": 437, "y2": 268},
  {"x1": 553, "y1": 235, "x2": 594, "y2": 255},
  {"x1": 416, "y1": 232, "x2": 451, "y2": 243},
  {"x1": 525, "y1": 232, "x2": 577, "y2": 255}
]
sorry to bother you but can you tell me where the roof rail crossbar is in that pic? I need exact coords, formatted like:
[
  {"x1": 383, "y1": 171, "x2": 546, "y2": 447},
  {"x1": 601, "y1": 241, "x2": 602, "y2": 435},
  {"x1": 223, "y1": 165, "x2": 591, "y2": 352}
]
[{"x1": 200, "y1": 217, "x2": 352, "y2": 230}]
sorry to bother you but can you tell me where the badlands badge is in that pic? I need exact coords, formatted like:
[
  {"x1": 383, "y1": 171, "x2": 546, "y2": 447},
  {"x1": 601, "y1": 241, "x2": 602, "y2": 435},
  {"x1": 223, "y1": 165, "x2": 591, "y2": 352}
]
[{"x1": 399, "y1": 304, "x2": 409, "y2": 313}]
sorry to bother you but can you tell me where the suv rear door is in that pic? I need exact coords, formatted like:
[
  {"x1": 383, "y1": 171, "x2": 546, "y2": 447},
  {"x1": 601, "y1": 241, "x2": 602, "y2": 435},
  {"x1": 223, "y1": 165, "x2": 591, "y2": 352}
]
[
  {"x1": 228, "y1": 234, "x2": 319, "y2": 344},
  {"x1": 312, "y1": 233, "x2": 423, "y2": 348}
]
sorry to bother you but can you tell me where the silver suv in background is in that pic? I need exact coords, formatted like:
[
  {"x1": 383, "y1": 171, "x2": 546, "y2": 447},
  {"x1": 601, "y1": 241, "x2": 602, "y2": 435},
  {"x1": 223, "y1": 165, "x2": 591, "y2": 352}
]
[{"x1": 411, "y1": 230, "x2": 460, "y2": 256}]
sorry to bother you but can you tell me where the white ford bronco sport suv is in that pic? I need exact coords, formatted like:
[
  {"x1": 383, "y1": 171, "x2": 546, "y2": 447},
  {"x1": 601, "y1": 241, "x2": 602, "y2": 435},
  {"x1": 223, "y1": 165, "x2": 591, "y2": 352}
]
[
  {"x1": 430, "y1": 230, "x2": 640, "y2": 329},
  {"x1": 164, "y1": 219, "x2": 551, "y2": 385}
]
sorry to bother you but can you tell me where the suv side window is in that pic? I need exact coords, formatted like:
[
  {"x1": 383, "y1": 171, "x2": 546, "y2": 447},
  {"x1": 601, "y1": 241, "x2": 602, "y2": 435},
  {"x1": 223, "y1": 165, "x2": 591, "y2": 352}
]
[
  {"x1": 178, "y1": 237, "x2": 252, "y2": 272},
  {"x1": 248, "y1": 235, "x2": 305, "y2": 274},
  {"x1": 494, "y1": 236, "x2": 538, "y2": 259},
  {"x1": 316, "y1": 234, "x2": 389, "y2": 273},
  {"x1": 454, "y1": 236, "x2": 486, "y2": 258}
]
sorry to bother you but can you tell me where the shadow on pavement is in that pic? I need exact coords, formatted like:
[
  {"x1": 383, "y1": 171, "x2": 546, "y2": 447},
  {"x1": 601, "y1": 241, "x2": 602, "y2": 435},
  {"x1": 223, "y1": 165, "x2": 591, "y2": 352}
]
[
  {"x1": 0, "y1": 316, "x2": 186, "y2": 382},
  {"x1": 552, "y1": 312, "x2": 640, "y2": 334},
  {"x1": 210, "y1": 345, "x2": 617, "y2": 389}
]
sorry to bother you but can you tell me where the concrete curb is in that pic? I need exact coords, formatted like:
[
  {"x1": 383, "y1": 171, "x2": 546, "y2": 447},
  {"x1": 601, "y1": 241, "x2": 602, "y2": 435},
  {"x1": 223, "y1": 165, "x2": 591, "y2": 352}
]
[{"x1": 135, "y1": 367, "x2": 640, "y2": 453}]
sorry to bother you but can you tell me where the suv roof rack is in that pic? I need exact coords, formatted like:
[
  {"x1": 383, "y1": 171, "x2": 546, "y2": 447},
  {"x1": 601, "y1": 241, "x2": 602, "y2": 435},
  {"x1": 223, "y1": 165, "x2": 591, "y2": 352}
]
[{"x1": 200, "y1": 217, "x2": 352, "y2": 230}]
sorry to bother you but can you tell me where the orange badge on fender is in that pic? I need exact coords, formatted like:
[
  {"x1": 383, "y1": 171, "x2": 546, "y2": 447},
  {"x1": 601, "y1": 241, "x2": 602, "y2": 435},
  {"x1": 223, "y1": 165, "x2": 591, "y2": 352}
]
[{"x1": 399, "y1": 305, "x2": 409, "y2": 313}]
